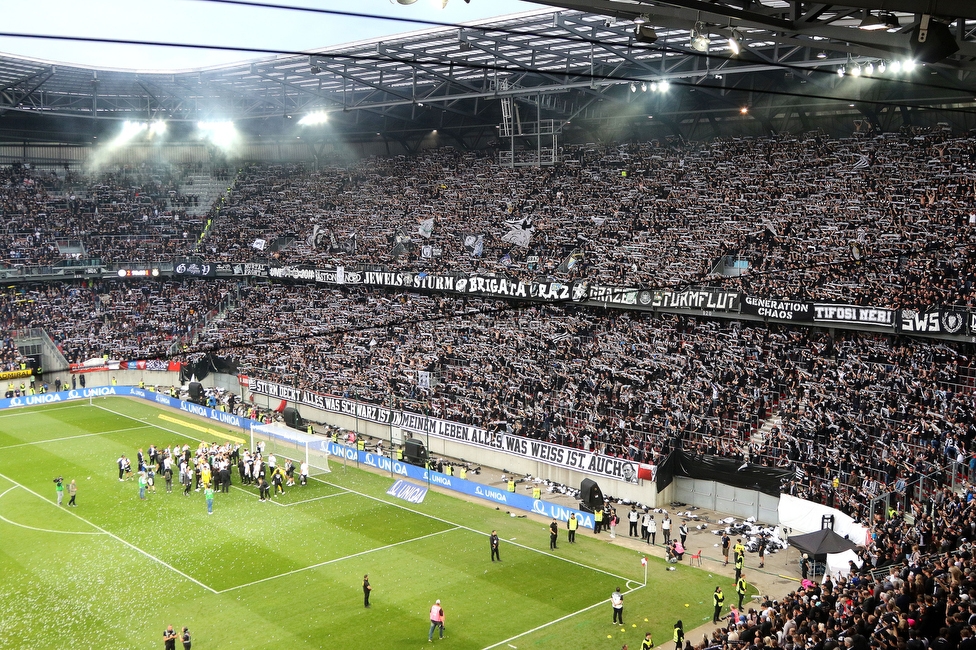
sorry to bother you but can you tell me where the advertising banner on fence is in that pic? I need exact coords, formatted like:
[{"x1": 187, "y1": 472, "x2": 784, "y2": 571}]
[
  {"x1": 0, "y1": 368, "x2": 33, "y2": 380},
  {"x1": 249, "y1": 379, "x2": 643, "y2": 484}
]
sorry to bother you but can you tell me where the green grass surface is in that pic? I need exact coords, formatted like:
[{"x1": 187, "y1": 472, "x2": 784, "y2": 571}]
[{"x1": 0, "y1": 397, "x2": 728, "y2": 650}]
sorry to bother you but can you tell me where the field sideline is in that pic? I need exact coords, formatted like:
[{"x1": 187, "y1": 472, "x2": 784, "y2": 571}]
[{"x1": 0, "y1": 397, "x2": 721, "y2": 650}]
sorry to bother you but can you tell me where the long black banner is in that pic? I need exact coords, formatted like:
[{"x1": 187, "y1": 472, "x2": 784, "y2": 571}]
[{"x1": 185, "y1": 260, "x2": 976, "y2": 337}]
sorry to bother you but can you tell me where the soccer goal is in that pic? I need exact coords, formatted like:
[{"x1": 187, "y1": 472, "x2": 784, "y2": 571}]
[{"x1": 249, "y1": 422, "x2": 332, "y2": 477}]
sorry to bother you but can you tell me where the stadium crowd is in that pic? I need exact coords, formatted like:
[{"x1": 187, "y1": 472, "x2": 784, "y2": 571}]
[
  {"x1": 2, "y1": 129, "x2": 976, "y2": 309},
  {"x1": 0, "y1": 162, "x2": 207, "y2": 266},
  {"x1": 1, "y1": 280, "x2": 234, "y2": 363}
]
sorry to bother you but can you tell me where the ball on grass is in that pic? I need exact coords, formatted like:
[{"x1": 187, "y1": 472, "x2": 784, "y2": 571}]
[
  {"x1": 644, "y1": 618, "x2": 649, "y2": 622},
  {"x1": 685, "y1": 604, "x2": 690, "y2": 607},
  {"x1": 607, "y1": 635, "x2": 613, "y2": 639},
  {"x1": 87, "y1": 476, "x2": 91, "y2": 480}
]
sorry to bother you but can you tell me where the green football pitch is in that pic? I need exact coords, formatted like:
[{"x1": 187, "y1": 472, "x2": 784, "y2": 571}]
[{"x1": 0, "y1": 397, "x2": 722, "y2": 650}]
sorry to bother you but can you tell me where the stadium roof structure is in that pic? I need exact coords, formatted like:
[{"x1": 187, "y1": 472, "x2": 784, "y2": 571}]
[{"x1": 1, "y1": 0, "x2": 975, "y2": 146}]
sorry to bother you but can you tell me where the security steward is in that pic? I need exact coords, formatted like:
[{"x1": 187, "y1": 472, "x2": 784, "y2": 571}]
[{"x1": 712, "y1": 586, "x2": 725, "y2": 623}]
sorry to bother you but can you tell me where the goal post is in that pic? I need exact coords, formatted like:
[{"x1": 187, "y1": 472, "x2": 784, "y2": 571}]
[{"x1": 249, "y1": 422, "x2": 331, "y2": 476}]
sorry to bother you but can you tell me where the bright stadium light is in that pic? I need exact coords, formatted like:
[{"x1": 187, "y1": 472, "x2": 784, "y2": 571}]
[
  {"x1": 149, "y1": 120, "x2": 167, "y2": 137},
  {"x1": 197, "y1": 121, "x2": 237, "y2": 148},
  {"x1": 111, "y1": 120, "x2": 148, "y2": 146},
  {"x1": 298, "y1": 111, "x2": 329, "y2": 126}
]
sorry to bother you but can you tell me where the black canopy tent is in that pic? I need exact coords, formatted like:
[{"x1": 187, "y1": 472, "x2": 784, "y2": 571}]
[{"x1": 789, "y1": 528, "x2": 860, "y2": 561}]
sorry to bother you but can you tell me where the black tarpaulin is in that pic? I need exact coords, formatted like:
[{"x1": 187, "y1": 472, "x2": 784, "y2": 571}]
[
  {"x1": 179, "y1": 354, "x2": 239, "y2": 383},
  {"x1": 655, "y1": 450, "x2": 793, "y2": 497}
]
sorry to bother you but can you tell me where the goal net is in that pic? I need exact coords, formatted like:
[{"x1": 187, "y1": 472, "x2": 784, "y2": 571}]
[{"x1": 249, "y1": 422, "x2": 331, "y2": 477}]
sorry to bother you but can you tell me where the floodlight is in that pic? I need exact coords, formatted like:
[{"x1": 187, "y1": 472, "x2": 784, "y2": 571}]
[
  {"x1": 858, "y1": 11, "x2": 887, "y2": 31},
  {"x1": 889, "y1": 60, "x2": 902, "y2": 73},
  {"x1": 902, "y1": 59, "x2": 916, "y2": 72},
  {"x1": 878, "y1": 61, "x2": 887, "y2": 73},
  {"x1": 197, "y1": 121, "x2": 237, "y2": 148},
  {"x1": 298, "y1": 111, "x2": 329, "y2": 126},
  {"x1": 728, "y1": 30, "x2": 742, "y2": 55},
  {"x1": 850, "y1": 63, "x2": 861, "y2": 77},
  {"x1": 864, "y1": 62, "x2": 874, "y2": 75},
  {"x1": 658, "y1": 80, "x2": 670, "y2": 92},
  {"x1": 690, "y1": 24, "x2": 711, "y2": 52},
  {"x1": 149, "y1": 120, "x2": 167, "y2": 136},
  {"x1": 112, "y1": 120, "x2": 148, "y2": 145},
  {"x1": 633, "y1": 14, "x2": 648, "y2": 25},
  {"x1": 630, "y1": 82, "x2": 637, "y2": 93}
]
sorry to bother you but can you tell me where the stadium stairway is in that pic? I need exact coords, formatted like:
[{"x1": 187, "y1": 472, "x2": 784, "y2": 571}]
[{"x1": 178, "y1": 172, "x2": 226, "y2": 217}]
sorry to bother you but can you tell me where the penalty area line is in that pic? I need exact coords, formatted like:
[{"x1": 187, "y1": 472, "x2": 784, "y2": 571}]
[
  {"x1": 0, "y1": 425, "x2": 154, "y2": 450},
  {"x1": 0, "y1": 471, "x2": 218, "y2": 594},
  {"x1": 482, "y1": 582, "x2": 645, "y2": 650}
]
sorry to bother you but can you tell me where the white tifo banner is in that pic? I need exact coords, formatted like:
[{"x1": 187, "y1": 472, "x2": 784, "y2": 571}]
[{"x1": 778, "y1": 493, "x2": 871, "y2": 545}]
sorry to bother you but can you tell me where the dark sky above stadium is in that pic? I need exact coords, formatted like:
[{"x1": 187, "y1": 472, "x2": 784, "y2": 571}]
[{"x1": 0, "y1": 0, "x2": 536, "y2": 70}]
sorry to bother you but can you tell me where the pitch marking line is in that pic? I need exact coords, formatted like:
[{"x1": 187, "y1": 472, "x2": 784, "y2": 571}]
[
  {"x1": 228, "y1": 485, "x2": 352, "y2": 507},
  {"x1": 313, "y1": 476, "x2": 636, "y2": 584},
  {"x1": 482, "y1": 582, "x2": 645, "y2": 650},
  {"x1": 0, "y1": 471, "x2": 218, "y2": 594},
  {"x1": 0, "y1": 402, "x2": 91, "y2": 419},
  {"x1": 0, "y1": 425, "x2": 154, "y2": 450},
  {"x1": 0, "y1": 486, "x2": 104, "y2": 536},
  {"x1": 218, "y1": 526, "x2": 462, "y2": 594}
]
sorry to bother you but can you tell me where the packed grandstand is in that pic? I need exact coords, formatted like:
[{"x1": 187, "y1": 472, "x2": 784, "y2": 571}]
[{"x1": 4, "y1": 80, "x2": 976, "y2": 650}]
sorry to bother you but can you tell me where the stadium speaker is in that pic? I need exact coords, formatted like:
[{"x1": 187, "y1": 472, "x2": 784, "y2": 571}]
[
  {"x1": 402, "y1": 439, "x2": 428, "y2": 466},
  {"x1": 634, "y1": 25, "x2": 658, "y2": 44},
  {"x1": 579, "y1": 478, "x2": 605, "y2": 510},
  {"x1": 282, "y1": 406, "x2": 304, "y2": 430},
  {"x1": 187, "y1": 382, "x2": 203, "y2": 401},
  {"x1": 911, "y1": 15, "x2": 959, "y2": 64}
]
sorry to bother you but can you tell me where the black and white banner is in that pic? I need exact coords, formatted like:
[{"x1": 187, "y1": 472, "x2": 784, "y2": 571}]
[
  {"x1": 231, "y1": 263, "x2": 269, "y2": 278},
  {"x1": 249, "y1": 379, "x2": 640, "y2": 484},
  {"x1": 813, "y1": 304, "x2": 895, "y2": 327},
  {"x1": 741, "y1": 297, "x2": 813, "y2": 322},
  {"x1": 174, "y1": 261, "x2": 216, "y2": 278},
  {"x1": 649, "y1": 288, "x2": 741, "y2": 312},
  {"x1": 592, "y1": 286, "x2": 740, "y2": 311},
  {"x1": 899, "y1": 309, "x2": 966, "y2": 335}
]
